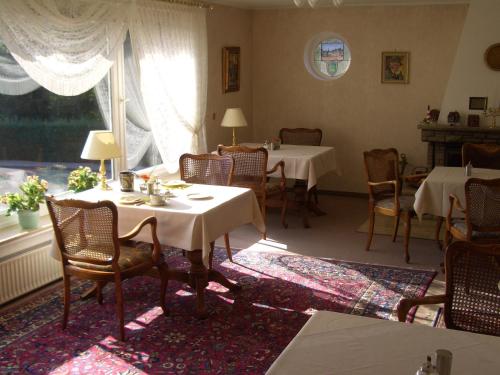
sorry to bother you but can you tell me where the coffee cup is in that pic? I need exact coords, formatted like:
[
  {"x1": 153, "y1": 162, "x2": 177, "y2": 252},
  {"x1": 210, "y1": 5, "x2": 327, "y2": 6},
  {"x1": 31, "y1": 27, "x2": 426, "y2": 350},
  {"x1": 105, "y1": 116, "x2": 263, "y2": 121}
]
[
  {"x1": 149, "y1": 194, "x2": 165, "y2": 206},
  {"x1": 120, "y1": 171, "x2": 135, "y2": 192}
]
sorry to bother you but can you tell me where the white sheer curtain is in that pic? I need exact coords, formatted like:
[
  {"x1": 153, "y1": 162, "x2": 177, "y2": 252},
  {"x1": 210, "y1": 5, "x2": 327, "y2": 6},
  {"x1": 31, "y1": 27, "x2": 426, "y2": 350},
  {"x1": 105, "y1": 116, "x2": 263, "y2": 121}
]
[
  {"x1": 0, "y1": 42, "x2": 39, "y2": 95},
  {"x1": 130, "y1": 0, "x2": 208, "y2": 173},
  {"x1": 0, "y1": 0, "x2": 129, "y2": 96}
]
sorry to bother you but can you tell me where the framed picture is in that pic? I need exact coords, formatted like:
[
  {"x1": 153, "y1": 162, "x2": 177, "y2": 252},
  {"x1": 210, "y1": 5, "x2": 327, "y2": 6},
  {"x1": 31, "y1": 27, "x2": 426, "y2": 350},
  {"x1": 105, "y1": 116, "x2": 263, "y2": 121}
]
[
  {"x1": 381, "y1": 51, "x2": 410, "y2": 84},
  {"x1": 222, "y1": 47, "x2": 240, "y2": 93},
  {"x1": 469, "y1": 97, "x2": 488, "y2": 110}
]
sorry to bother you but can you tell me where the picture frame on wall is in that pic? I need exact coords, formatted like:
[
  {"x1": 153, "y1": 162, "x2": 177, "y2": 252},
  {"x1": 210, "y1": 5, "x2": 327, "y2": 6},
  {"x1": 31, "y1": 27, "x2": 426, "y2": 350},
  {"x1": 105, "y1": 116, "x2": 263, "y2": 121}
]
[
  {"x1": 469, "y1": 97, "x2": 488, "y2": 110},
  {"x1": 381, "y1": 51, "x2": 410, "y2": 84},
  {"x1": 222, "y1": 46, "x2": 240, "y2": 93}
]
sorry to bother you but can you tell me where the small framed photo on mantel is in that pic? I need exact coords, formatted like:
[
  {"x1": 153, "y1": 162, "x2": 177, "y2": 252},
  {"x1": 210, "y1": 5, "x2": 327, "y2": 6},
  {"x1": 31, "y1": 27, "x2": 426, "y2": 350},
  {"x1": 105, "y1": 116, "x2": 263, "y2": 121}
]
[
  {"x1": 381, "y1": 51, "x2": 410, "y2": 84},
  {"x1": 222, "y1": 46, "x2": 240, "y2": 93}
]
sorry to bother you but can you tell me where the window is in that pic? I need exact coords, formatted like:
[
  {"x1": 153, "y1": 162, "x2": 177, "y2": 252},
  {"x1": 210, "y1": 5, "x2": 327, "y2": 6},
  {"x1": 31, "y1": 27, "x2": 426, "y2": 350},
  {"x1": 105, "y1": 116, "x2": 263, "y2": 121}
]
[
  {"x1": 304, "y1": 33, "x2": 351, "y2": 80},
  {"x1": 0, "y1": 41, "x2": 110, "y2": 205}
]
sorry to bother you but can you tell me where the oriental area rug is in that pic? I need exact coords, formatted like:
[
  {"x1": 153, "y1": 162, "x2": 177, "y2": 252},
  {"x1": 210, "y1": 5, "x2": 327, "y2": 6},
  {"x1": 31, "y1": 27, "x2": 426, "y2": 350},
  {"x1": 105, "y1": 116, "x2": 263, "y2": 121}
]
[{"x1": 0, "y1": 247, "x2": 436, "y2": 374}]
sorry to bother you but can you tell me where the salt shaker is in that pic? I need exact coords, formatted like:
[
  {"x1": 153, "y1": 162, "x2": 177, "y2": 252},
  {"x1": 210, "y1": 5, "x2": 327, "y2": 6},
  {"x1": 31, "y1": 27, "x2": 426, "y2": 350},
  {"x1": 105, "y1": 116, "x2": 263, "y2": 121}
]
[
  {"x1": 465, "y1": 161, "x2": 472, "y2": 176},
  {"x1": 416, "y1": 356, "x2": 439, "y2": 375},
  {"x1": 435, "y1": 349, "x2": 453, "y2": 375}
]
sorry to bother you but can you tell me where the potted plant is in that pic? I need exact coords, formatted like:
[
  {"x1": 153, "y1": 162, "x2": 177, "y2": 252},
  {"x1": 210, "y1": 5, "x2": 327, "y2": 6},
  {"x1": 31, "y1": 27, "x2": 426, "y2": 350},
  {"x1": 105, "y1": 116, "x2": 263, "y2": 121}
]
[
  {"x1": 0, "y1": 175, "x2": 48, "y2": 229},
  {"x1": 67, "y1": 166, "x2": 98, "y2": 192}
]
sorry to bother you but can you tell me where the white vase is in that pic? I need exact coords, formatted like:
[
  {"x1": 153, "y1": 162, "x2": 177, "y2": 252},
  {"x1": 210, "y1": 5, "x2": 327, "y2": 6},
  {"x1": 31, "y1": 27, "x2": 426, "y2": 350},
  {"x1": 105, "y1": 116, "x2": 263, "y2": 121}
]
[{"x1": 17, "y1": 210, "x2": 39, "y2": 230}]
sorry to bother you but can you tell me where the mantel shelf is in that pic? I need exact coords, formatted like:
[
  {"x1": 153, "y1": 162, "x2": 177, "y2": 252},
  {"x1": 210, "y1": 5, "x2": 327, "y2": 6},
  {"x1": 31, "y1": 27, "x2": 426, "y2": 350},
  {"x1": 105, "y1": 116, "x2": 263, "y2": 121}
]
[{"x1": 417, "y1": 123, "x2": 500, "y2": 133}]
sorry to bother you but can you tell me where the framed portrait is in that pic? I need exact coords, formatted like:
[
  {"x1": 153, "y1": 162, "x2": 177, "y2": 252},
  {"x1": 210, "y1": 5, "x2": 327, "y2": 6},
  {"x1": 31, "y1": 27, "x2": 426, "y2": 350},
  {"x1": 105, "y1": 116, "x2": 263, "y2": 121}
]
[
  {"x1": 469, "y1": 97, "x2": 488, "y2": 110},
  {"x1": 381, "y1": 51, "x2": 410, "y2": 84},
  {"x1": 222, "y1": 46, "x2": 240, "y2": 93}
]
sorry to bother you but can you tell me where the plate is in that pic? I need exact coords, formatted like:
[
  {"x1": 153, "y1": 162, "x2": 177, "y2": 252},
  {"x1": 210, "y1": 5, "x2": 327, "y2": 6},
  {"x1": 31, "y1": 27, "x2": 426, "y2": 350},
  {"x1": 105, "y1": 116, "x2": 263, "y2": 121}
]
[
  {"x1": 145, "y1": 201, "x2": 168, "y2": 207},
  {"x1": 187, "y1": 193, "x2": 213, "y2": 200},
  {"x1": 119, "y1": 197, "x2": 144, "y2": 205},
  {"x1": 161, "y1": 180, "x2": 191, "y2": 189}
]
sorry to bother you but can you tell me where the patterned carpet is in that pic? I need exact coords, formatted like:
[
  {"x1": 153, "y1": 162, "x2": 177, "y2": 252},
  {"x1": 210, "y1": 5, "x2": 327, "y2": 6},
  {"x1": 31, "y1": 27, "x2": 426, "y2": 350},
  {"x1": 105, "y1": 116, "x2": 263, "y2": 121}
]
[{"x1": 0, "y1": 247, "x2": 436, "y2": 374}]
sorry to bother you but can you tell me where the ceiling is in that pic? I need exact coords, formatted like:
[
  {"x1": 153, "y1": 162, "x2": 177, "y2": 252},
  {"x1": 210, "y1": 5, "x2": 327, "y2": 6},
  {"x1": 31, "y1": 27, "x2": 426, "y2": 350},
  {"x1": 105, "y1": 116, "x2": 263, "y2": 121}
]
[{"x1": 207, "y1": 0, "x2": 469, "y2": 9}]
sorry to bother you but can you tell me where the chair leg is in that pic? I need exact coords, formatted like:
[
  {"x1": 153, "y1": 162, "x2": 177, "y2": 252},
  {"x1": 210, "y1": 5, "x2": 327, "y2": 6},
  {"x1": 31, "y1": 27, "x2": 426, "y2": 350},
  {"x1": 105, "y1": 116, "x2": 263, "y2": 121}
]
[
  {"x1": 96, "y1": 281, "x2": 106, "y2": 305},
  {"x1": 435, "y1": 216, "x2": 444, "y2": 250},
  {"x1": 280, "y1": 194, "x2": 288, "y2": 229},
  {"x1": 314, "y1": 187, "x2": 319, "y2": 205},
  {"x1": 224, "y1": 233, "x2": 233, "y2": 262},
  {"x1": 157, "y1": 263, "x2": 169, "y2": 315},
  {"x1": 62, "y1": 274, "x2": 71, "y2": 330},
  {"x1": 403, "y1": 211, "x2": 412, "y2": 263},
  {"x1": 261, "y1": 199, "x2": 267, "y2": 240},
  {"x1": 392, "y1": 213, "x2": 400, "y2": 242},
  {"x1": 365, "y1": 205, "x2": 375, "y2": 252},
  {"x1": 114, "y1": 274, "x2": 125, "y2": 341}
]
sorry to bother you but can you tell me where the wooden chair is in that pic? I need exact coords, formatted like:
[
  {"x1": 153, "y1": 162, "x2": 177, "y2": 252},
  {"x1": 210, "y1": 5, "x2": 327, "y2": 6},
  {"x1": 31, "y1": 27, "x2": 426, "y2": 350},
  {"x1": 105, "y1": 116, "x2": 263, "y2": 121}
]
[
  {"x1": 462, "y1": 143, "x2": 500, "y2": 169},
  {"x1": 279, "y1": 127, "x2": 323, "y2": 146},
  {"x1": 398, "y1": 241, "x2": 500, "y2": 337},
  {"x1": 46, "y1": 196, "x2": 169, "y2": 341},
  {"x1": 217, "y1": 145, "x2": 287, "y2": 238},
  {"x1": 179, "y1": 153, "x2": 235, "y2": 261},
  {"x1": 444, "y1": 178, "x2": 500, "y2": 248},
  {"x1": 363, "y1": 148, "x2": 415, "y2": 263},
  {"x1": 279, "y1": 127, "x2": 322, "y2": 205}
]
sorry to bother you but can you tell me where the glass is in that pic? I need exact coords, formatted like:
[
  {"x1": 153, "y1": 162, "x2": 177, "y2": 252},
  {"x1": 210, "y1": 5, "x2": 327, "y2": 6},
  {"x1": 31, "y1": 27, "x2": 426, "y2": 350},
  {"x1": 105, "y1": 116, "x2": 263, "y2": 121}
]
[{"x1": 0, "y1": 40, "x2": 110, "y2": 205}]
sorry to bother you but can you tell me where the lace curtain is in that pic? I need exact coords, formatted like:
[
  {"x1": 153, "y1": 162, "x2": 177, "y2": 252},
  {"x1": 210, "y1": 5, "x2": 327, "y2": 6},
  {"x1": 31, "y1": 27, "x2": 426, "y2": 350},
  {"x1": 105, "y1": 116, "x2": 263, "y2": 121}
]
[
  {"x1": 0, "y1": 42, "x2": 39, "y2": 95},
  {"x1": 130, "y1": 0, "x2": 208, "y2": 173},
  {"x1": 0, "y1": 0, "x2": 129, "y2": 96}
]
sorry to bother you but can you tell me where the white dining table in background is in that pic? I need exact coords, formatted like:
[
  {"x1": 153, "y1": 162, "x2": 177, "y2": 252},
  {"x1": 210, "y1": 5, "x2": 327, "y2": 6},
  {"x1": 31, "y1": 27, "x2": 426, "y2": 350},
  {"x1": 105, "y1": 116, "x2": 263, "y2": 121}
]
[
  {"x1": 242, "y1": 143, "x2": 341, "y2": 191},
  {"x1": 266, "y1": 311, "x2": 500, "y2": 375},
  {"x1": 413, "y1": 166, "x2": 500, "y2": 220}
]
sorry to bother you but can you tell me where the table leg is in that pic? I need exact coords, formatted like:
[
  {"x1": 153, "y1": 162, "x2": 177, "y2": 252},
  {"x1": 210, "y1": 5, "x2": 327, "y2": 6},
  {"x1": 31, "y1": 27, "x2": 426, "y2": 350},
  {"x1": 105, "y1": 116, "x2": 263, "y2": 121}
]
[{"x1": 186, "y1": 250, "x2": 209, "y2": 319}]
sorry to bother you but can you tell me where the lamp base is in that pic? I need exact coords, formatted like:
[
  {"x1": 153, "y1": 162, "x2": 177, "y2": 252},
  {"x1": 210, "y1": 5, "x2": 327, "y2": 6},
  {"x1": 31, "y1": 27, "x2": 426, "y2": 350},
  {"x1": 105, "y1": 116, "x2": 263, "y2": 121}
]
[
  {"x1": 99, "y1": 159, "x2": 112, "y2": 190},
  {"x1": 232, "y1": 128, "x2": 238, "y2": 146}
]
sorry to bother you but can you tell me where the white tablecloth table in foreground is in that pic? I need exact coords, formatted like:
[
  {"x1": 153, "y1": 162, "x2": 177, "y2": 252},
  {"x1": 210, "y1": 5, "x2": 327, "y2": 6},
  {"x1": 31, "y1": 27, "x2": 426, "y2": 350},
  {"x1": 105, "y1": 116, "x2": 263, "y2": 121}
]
[
  {"x1": 242, "y1": 143, "x2": 340, "y2": 191},
  {"x1": 51, "y1": 182, "x2": 265, "y2": 268},
  {"x1": 266, "y1": 311, "x2": 500, "y2": 375},
  {"x1": 413, "y1": 166, "x2": 500, "y2": 220}
]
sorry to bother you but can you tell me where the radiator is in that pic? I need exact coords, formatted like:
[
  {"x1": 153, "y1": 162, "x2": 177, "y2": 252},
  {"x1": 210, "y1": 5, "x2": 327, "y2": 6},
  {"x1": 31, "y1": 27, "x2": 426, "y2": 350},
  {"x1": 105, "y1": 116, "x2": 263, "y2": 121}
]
[{"x1": 0, "y1": 244, "x2": 62, "y2": 305}]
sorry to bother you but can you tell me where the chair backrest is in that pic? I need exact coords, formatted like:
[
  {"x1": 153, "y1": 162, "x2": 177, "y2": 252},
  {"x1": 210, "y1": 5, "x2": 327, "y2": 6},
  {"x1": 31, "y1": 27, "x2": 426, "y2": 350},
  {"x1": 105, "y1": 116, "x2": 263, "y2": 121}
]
[
  {"x1": 217, "y1": 145, "x2": 268, "y2": 192},
  {"x1": 462, "y1": 143, "x2": 500, "y2": 169},
  {"x1": 444, "y1": 241, "x2": 500, "y2": 336},
  {"x1": 464, "y1": 178, "x2": 500, "y2": 233},
  {"x1": 279, "y1": 128, "x2": 322, "y2": 146},
  {"x1": 363, "y1": 148, "x2": 400, "y2": 200},
  {"x1": 179, "y1": 153, "x2": 234, "y2": 186},
  {"x1": 46, "y1": 196, "x2": 120, "y2": 267}
]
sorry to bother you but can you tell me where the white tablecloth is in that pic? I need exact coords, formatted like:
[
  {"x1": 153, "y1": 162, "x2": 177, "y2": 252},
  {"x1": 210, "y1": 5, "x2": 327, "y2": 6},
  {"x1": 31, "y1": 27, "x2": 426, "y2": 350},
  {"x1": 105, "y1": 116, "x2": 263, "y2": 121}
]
[
  {"x1": 266, "y1": 311, "x2": 500, "y2": 375},
  {"x1": 413, "y1": 166, "x2": 500, "y2": 219},
  {"x1": 50, "y1": 183, "x2": 265, "y2": 267},
  {"x1": 242, "y1": 143, "x2": 340, "y2": 191}
]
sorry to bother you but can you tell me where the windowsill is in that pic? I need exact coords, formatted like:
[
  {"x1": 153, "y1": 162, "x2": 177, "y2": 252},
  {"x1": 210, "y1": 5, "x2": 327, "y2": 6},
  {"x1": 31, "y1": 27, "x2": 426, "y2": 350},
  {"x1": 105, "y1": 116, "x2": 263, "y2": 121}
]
[{"x1": 0, "y1": 215, "x2": 53, "y2": 247}]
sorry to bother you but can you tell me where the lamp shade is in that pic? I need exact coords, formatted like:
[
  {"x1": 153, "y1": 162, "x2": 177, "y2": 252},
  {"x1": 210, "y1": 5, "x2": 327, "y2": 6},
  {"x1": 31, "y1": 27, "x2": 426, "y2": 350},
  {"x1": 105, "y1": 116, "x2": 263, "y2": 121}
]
[
  {"x1": 221, "y1": 108, "x2": 248, "y2": 128},
  {"x1": 81, "y1": 130, "x2": 122, "y2": 160}
]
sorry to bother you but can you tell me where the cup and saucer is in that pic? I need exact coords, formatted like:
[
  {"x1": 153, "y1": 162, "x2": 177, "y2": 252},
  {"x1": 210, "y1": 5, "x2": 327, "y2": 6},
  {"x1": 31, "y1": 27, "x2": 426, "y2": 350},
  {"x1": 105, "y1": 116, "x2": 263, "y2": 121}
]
[{"x1": 146, "y1": 194, "x2": 168, "y2": 207}]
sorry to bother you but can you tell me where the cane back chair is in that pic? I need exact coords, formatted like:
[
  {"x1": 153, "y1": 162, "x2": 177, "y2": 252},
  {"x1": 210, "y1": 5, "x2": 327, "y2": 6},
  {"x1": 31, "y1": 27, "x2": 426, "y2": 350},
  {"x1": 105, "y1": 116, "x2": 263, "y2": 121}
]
[
  {"x1": 398, "y1": 241, "x2": 500, "y2": 337},
  {"x1": 363, "y1": 148, "x2": 415, "y2": 262},
  {"x1": 462, "y1": 143, "x2": 500, "y2": 169},
  {"x1": 179, "y1": 153, "x2": 235, "y2": 261},
  {"x1": 445, "y1": 178, "x2": 500, "y2": 248},
  {"x1": 46, "y1": 196, "x2": 169, "y2": 341},
  {"x1": 217, "y1": 145, "x2": 287, "y2": 238}
]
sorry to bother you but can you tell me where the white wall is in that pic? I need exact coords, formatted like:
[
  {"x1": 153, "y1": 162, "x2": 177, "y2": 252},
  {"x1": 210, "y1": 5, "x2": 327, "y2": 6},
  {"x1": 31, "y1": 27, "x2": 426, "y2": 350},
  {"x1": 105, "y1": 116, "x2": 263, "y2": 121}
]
[{"x1": 439, "y1": 0, "x2": 500, "y2": 127}]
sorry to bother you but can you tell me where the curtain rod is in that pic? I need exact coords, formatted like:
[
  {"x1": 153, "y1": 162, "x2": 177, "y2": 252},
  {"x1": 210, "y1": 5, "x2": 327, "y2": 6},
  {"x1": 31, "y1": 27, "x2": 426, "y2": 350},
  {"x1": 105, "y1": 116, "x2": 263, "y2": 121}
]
[{"x1": 156, "y1": 0, "x2": 214, "y2": 9}]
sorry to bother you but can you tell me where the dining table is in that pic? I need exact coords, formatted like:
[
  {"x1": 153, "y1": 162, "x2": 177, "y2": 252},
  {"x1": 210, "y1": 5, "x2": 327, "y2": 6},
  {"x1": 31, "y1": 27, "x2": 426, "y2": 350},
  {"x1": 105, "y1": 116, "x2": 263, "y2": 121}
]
[
  {"x1": 50, "y1": 180, "x2": 265, "y2": 317},
  {"x1": 266, "y1": 311, "x2": 500, "y2": 375},
  {"x1": 413, "y1": 166, "x2": 500, "y2": 220},
  {"x1": 241, "y1": 143, "x2": 340, "y2": 226}
]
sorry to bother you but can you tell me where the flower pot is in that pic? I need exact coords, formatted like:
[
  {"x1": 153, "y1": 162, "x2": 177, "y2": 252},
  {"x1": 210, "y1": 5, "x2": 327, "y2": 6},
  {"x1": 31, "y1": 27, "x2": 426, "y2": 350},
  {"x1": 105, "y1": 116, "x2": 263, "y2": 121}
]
[{"x1": 17, "y1": 210, "x2": 39, "y2": 230}]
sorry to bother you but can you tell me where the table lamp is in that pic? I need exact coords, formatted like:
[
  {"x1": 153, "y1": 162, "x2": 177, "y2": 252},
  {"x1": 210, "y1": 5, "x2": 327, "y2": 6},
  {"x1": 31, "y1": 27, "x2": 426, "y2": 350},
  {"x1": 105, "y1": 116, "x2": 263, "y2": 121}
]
[
  {"x1": 221, "y1": 108, "x2": 248, "y2": 146},
  {"x1": 81, "y1": 130, "x2": 122, "y2": 190}
]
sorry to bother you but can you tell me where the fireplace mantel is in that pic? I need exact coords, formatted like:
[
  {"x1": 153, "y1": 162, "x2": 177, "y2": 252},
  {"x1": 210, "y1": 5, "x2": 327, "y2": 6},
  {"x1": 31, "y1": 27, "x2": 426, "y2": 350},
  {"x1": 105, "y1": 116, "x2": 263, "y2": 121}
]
[{"x1": 418, "y1": 123, "x2": 500, "y2": 167}]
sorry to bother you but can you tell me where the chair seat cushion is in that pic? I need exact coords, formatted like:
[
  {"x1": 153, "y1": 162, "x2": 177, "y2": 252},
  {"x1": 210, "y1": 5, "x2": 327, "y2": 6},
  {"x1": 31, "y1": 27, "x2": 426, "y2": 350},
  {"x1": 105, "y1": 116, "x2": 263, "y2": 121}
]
[
  {"x1": 68, "y1": 245, "x2": 154, "y2": 271},
  {"x1": 451, "y1": 220, "x2": 500, "y2": 239},
  {"x1": 375, "y1": 195, "x2": 414, "y2": 211},
  {"x1": 266, "y1": 182, "x2": 282, "y2": 195}
]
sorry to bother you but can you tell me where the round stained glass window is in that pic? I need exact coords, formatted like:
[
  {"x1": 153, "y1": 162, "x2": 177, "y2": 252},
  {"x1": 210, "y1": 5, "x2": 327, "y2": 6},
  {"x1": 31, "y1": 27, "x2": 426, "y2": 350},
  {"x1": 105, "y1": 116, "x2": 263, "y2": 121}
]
[{"x1": 305, "y1": 33, "x2": 351, "y2": 80}]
